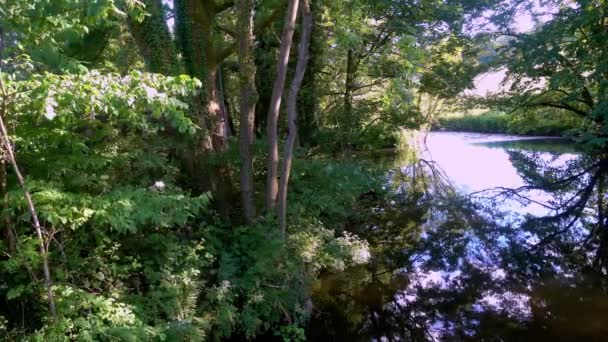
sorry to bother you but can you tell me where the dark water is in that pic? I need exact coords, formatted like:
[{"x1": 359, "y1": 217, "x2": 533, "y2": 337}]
[{"x1": 308, "y1": 132, "x2": 608, "y2": 341}]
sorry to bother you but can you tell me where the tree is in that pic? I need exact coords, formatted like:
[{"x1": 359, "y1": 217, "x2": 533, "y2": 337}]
[
  {"x1": 0, "y1": 74, "x2": 56, "y2": 320},
  {"x1": 278, "y1": 0, "x2": 313, "y2": 237},
  {"x1": 265, "y1": 0, "x2": 300, "y2": 210},
  {"x1": 237, "y1": 0, "x2": 258, "y2": 222},
  {"x1": 488, "y1": 0, "x2": 608, "y2": 150},
  {"x1": 308, "y1": 0, "x2": 496, "y2": 151},
  {"x1": 474, "y1": 0, "x2": 608, "y2": 272}
]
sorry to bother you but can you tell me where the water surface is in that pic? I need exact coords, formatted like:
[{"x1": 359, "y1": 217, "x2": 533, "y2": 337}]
[
  {"x1": 308, "y1": 132, "x2": 608, "y2": 341},
  {"x1": 422, "y1": 132, "x2": 578, "y2": 215}
]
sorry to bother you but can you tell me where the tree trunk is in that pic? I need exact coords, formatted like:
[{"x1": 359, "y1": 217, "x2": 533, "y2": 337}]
[
  {"x1": 254, "y1": 35, "x2": 274, "y2": 138},
  {"x1": 278, "y1": 0, "x2": 313, "y2": 237},
  {"x1": 127, "y1": 0, "x2": 180, "y2": 75},
  {"x1": 297, "y1": 0, "x2": 321, "y2": 147},
  {"x1": 217, "y1": 65, "x2": 232, "y2": 137},
  {"x1": 205, "y1": 66, "x2": 229, "y2": 151},
  {"x1": 0, "y1": 136, "x2": 15, "y2": 253},
  {"x1": 128, "y1": 0, "x2": 212, "y2": 182},
  {"x1": 340, "y1": 49, "x2": 358, "y2": 151},
  {"x1": 175, "y1": 0, "x2": 228, "y2": 152},
  {"x1": 343, "y1": 48, "x2": 356, "y2": 133},
  {"x1": 237, "y1": 0, "x2": 259, "y2": 223},
  {"x1": 266, "y1": 0, "x2": 300, "y2": 210},
  {"x1": 174, "y1": 0, "x2": 234, "y2": 216}
]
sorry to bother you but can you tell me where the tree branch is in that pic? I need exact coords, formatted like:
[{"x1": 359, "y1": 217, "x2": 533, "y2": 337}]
[
  {"x1": 0, "y1": 74, "x2": 57, "y2": 321},
  {"x1": 217, "y1": 5, "x2": 283, "y2": 62},
  {"x1": 524, "y1": 101, "x2": 588, "y2": 117}
]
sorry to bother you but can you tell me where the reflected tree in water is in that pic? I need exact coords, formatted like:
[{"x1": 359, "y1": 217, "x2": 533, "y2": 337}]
[{"x1": 309, "y1": 149, "x2": 608, "y2": 341}]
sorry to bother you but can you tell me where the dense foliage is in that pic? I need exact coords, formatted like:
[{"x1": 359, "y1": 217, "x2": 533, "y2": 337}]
[
  {"x1": 1, "y1": 0, "x2": 607, "y2": 340},
  {"x1": 434, "y1": 110, "x2": 582, "y2": 136}
]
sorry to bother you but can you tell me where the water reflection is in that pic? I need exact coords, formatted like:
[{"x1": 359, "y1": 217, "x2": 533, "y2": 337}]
[
  {"x1": 423, "y1": 133, "x2": 579, "y2": 216},
  {"x1": 308, "y1": 132, "x2": 608, "y2": 341}
]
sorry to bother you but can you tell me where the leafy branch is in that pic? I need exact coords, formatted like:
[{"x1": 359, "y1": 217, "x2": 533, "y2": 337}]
[{"x1": 0, "y1": 73, "x2": 57, "y2": 320}]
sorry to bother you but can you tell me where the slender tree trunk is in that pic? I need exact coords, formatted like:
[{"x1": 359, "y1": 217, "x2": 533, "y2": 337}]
[
  {"x1": 237, "y1": 0, "x2": 259, "y2": 223},
  {"x1": 297, "y1": 0, "x2": 322, "y2": 147},
  {"x1": 0, "y1": 129, "x2": 15, "y2": 253},
  {"x1": 278, "y1": 0, "x2": 313, "y2": 237},
  {"x1": 0, "y1": 82, "x2": 57, "y2": 320},
  {"x1": 343, "y1": 49, "x2": 357, "y2": 149},
  {"x1": 266, "y1": 0, "x2": 300, "y2": 210},
  {"x1": 253, "y1": 34, "x2": 274, "y2": 138},
  {"x1": 217, "y1": 65, "x2": 232, "y2": 137}
]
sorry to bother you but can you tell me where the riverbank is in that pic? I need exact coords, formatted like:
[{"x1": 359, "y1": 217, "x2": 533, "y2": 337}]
[{"x1": 432, "y1": 110, "x2": 582, "y2": 136}]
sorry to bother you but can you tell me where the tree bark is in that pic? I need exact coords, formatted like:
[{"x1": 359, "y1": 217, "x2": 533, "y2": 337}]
[
  {"x1": 205, "y1": 66, "x2": 229, "y2": 151},
  {"x1": 173, "y1": 0, "x2": 234, "y2": 216},
  {"x1": 175, "y1": 0, "x2": 230, "y2": 152},
  {"x1": 297, "y1": 0, "x2": 321, "y2": 147},
  {"x1": 237, "y1": 0, "x2": 258, "y2": 223},
  {"x1": 0, "y1": 80, "x2": 57, "y2": 321},
  {"x1": 343, "y1": 49, "x2": 357, "y2": 142},
  {"x1": 217, "y1": 65, "x2": 232, "y2": 137},
  {"x1": 344, "y1": 49, "x2": 355, "y2": 118},
  {"x1": 0, "y1": 124, "x2": 15, "y2": 253},
  {"x1": 278, "y1": 0, "x2": 313, "y2": 237},
  {"x1": 127, "y1": 0, "x2": 180, "y2": 75},
  {"x1": 266, "y1": 0, "x2": 300, "y2": 210}
]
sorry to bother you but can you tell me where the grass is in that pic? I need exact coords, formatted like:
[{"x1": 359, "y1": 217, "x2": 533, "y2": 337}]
[
  {"x1": 434, "y1": 111, "x2": 509, "y2": 134},
  {"x1": 432, "y1": 110, "x2": 582, "y2": 137}
]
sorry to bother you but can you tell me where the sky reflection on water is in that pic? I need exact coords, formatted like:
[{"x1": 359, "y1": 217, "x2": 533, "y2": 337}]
[
  {"x1": 422, "y1": 132, "x2": 577, "y2": 216},
  {"x1": 309, "y1": 132, "x2": 606, "y2": 341}
]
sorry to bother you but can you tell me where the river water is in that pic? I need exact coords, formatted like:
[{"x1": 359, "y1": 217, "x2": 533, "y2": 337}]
[
  {"x1": 422, "y1": 132, "x2": 578, "y2": 216},
  {"x1": 308, "y1": 132, "x2": 608, "y2": 341}
]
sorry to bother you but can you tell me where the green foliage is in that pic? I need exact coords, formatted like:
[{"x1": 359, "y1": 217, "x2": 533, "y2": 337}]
[
  {"x1": 435, "y1": 111, "x2": 510, "y2": 134},
  {"x1": 201, "y1": 220, "x2": 370, "y2": 339},
  {"x1": 7, "y1": 0, "x2": 589, "y2": 340},
  {"x1": 310, "y1": 0, "x2": 496, "y2": 153},
  {"x1": 0, "y1": 65, "x2": 382, "y2": 340},
  {"x1": 0, "y1": 54, "x2": 220, "y2": 339},
  {"x1": 1, "y1": 0, "x2": 146, "y2": 71},
  {"x1": 287, "y1": 159, "x2": 383, "y2": 224},
  {"x1": 506, "y1": 109, "x2": 583, "y2": 136},
  {"x1": 191, "y1": 158, "x2": 377, "y2": 339},
  {"x1": 481, "y1": 0, "x2": 608, "y2": 150},
  {"x1": 434, "y1": 110, "x2": 583, "y2": 136},
  {"x1": 275, "y1": 324, "x2": 306, "y2": 342}
]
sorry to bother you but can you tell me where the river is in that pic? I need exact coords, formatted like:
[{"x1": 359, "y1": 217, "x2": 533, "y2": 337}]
[{"x1": 308, "y1": 132, "x2": 608, "y2": 341}]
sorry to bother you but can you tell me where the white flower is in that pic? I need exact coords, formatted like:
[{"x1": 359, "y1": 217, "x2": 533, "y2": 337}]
[
  {"x1": 44, "y1": 95, "x2": 57, "y2": 120},
  {"x1": 152, "y1": 180, "x2": 166, "y2": 190},
  {"x1": 143, "y1": 85, "x2": 158, "y2": 99}
]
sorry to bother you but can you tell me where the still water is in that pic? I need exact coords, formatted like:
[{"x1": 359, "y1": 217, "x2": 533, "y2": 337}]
[
  {"x1": 422, "y1": 132, "x2": 578, "y2": 216},
  {"x1": 308, "y1": 132, "x2": 607, "y2": 341}
]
